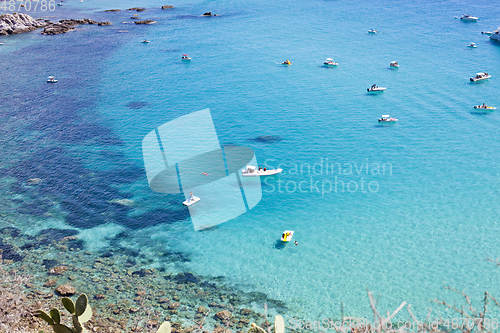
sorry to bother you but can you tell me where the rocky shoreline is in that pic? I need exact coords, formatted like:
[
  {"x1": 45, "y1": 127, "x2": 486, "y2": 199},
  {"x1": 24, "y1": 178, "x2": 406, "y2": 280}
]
[
  {"x1": 0, "y1": 13, "x2": 111, "y2": 36},
  {"x1": 0, "y1": 226, "x2": 294, "y2": 332}
]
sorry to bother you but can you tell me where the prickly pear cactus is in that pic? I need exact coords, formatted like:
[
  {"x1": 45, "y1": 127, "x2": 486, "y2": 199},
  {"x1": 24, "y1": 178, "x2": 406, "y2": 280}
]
[{"x1": 35, "y1": 293, "x2": 92, "y2": 333}]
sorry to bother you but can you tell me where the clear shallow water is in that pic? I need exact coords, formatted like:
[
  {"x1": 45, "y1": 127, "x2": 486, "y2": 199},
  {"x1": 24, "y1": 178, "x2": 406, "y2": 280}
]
[{"x1": 1, "y1": 0, "x2": 500, "y2": 323}]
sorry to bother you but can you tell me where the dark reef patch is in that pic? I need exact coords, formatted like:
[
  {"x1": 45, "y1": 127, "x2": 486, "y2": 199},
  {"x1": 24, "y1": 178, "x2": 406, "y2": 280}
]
[
  {"x1": 249, "y1": 135, "x2": 282, "y2": 143},
  {"x1": 0, "y1": 227, "x2": 21, "y2": 238},
  {"x1": 0, "y1": 238, "x2": 24, "y2": 262},
  {"x1": 42, "y1": 259, "x2": 59, "y2": 269},
  {"x1": 126, "y1": 101, "x2": 149, "y2": 109}
]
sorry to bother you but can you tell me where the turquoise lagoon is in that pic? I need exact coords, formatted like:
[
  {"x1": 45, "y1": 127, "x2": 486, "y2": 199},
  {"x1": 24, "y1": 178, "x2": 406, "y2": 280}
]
[{"x1": 1, "y1": 0, "x2": 500, "y2": 323}]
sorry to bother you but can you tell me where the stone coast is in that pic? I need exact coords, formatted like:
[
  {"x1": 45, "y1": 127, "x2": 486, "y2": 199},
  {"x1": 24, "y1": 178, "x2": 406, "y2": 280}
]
[{"x1": 0, "y1": 226, "x2": 292, "y2": 332}]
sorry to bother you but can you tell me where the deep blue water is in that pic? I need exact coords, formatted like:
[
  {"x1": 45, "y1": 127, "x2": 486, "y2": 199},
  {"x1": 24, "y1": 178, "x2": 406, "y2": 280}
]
[{"x1": 1, "y1": 0, "x2": 500, "y2": 322}]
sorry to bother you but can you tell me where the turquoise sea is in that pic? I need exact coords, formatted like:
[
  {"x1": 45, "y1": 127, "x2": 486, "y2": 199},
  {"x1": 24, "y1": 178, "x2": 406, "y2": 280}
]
[{"x1": 1, "y1": 0, "x2": 500, "y2": 323}]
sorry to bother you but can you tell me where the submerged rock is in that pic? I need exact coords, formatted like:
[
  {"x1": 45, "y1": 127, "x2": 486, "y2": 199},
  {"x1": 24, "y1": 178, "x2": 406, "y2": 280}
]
[
  {"x1": 162, "y1": 5, "x2": 174, "y2": 9},
  {"x1": 56, "y1": 284, "x2": 76, "y2": 296},
  {"x1": 203, "y1": 12, "x2": 218, "y2": 16},
  {"x1": 26, "y1": 178, "x2": 42, "y2": 185},
  {"x1": 135, "y1": 20, "x2": 156, "y2": 25},
  {"x1": 104, "y1": 9, "x2": 121, "y2": 12},
  {"x1": 109, "y1": 198, "x2": 134, "y2": 206},
  {"x1": 49, "y1": 265, "x2": 68, "y2": 275},
  {"x1": 215, "y1": 310, "x2": 232, "y2": 321},
  {"x1": 0, "y1": 13, "x2": 49, "y2": 36},
  {"x1": 128, "y1": 7, "x2": 146, "y2": 11},
  {"x1": 126, "y1": 101, "x2": 149, "y2": 109},
  {"x1": 249, "y1": 135, "x2": 282, "y2": 143}
]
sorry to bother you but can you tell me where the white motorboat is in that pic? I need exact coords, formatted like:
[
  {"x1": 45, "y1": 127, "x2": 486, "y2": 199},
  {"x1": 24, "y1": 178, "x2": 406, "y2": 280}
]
[
  {"x1": 460, "y1": 14, "x2": 478, "y2": 22},
  {"x1": 281, "y1": 59, "x2": 291, "y2": 65},
  {"x1": 241, "y1": 165, "x2": 283, "y2": 177},
  {"x1": 181, "y1": 54, "x2": 191, "y2": 61},
  {"x1": 47, "y1": 76, "x2": 58, "y2": 83},
  {"x1": 482, "y1": 31, "x2": 492, "y2": 36},
  {"x1": 141, "y1": 40, "x2": 150, "y2": 43},
  {"x1": 324, "y1": 58, "x2": 338, "y2": 67},
  {"x1": 367, "y1": 84, "x2": 386, "y2": 92},
  {"x1": 183, "y1": 193, "x2": 200, "y2": 206},
  {"x1": 474, "y1": 104, "x2": 496, "y2": 111},
  {"x1": 281, "y1": 230, "x2": 294, "y2": 242},
  {"x1": 490, "y1": 28, "x2": 500, "y2": 41},
  {"x1": 368, "y1": 29, "x2": 377, "y2": 33},
  {"x1": 468, "y1": 42, "x2": 477, "y2": 48},
  {"x1": 378, "y1": 115, "x2": 398, "y2": 123},
  {"x1": 470, "y1": 72, "x2": 491, "y2": 82},
  {"x1": 389, "y1": 61, "x2": 399, "y2": 68},
  {"x1": 0, "y1": 43, "x2": 4, "y2": 45}
]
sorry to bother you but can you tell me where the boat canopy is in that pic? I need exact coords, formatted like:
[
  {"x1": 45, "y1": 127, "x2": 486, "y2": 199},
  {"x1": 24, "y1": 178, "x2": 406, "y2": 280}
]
[
  {"x1": 246, "y1": 165, "x2": 256, "y2": 171},
  {"x1": 381, "y1": 115, "x2": 390, "y2": 118},
  {"x1": 476, "y1": 72, "x2": 486, "y2": 75},
  {"x1": 326, "y1": 58, "x2": 333, "y2": 61}
]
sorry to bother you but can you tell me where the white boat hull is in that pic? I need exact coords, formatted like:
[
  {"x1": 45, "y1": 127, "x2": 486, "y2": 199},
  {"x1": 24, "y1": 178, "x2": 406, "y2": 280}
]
[
  {"x1": 368, "y1": 88, "x2": 386, "y2": 92},
  {"x1": 474, "y1": 106, "x2": 496, "y2": 111},
  {"x1": 183, "y1": 196, "x2": 200, "y2": 206},
  {"x1": 470, "y1": 76, "x2": 491, "y2": 82},
  {"x1": 242, "y1": 168, "x2": 283, "y2": 177},
  {"x1": 281, "y1": 230, "x2": 294, "y2": 242},
  {"x1": 490, "y1": 34, "x2": 500, "y2": 41}
]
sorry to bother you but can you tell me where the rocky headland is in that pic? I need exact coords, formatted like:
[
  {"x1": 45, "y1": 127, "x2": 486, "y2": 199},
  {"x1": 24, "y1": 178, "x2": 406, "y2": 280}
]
[
  {"x1": 0, "y1": 13, "x2": 49, "y2": 36},
  {"x1": 0, "y1": 13, "x2": 111, "y2": 36}
]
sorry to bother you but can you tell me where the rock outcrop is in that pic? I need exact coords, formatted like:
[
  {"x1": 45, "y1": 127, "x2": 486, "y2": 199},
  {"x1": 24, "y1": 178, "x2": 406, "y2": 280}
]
[
  {"x1": 104, "y1": 9, "x2": 121, "y2": 12},
  {"x1": 55, "y1": 284, "x2": 76, "y2": 296},
  {"x1": 128, "y1": 7, "x2": 146, "y2": 11},
  {"x1": 41, "y1": 19, "x2": 110, "y2": 35},
  {"x1": 0, "y1": 13, "x2": 49, "y2": 36},
  {"x1": 135, "y1": 20, "x2": 156, "y2": 25},
  {"x1": 202, "y1": 12, "x2": 218, "y2": 16},
  {"x1": 162, "y1": 5, "x2": 174, "y2": 9}
]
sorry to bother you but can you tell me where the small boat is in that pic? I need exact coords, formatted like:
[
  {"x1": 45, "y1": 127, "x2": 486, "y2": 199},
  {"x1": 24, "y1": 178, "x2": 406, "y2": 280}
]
[
  {"x1": 57, "y1": 3, "x2": 63, "y2": 5},
  {"x1": 367, "y1": 84, "x2": 386, "y2": 92},
  {"x1": 47, "y1": 76, "x2": 58, "y2": 83},
  {"x1": 468, "y1": 42, "x2": 477, "y2": 48},
  {"x1": 281, "y1": 230, "x2": 294, "y2": 242},
  {"x1": 368, "y1": 29, "x2": 377, "y2": 33},
  {"x1": 141, "y1": 40, "x2": 150, "y2": 43},
  {"x1": 0, "y1": 43, "x2": 4, "y2": 46},
  {"x1": 470, "y1": 72, "x2": 491, "y2": 82},
  {"x1": 378, "y1": 115, "x2": 398, "y2": 123},
  {"x1": 281, "y1": 59, "x2": 291, "y2": 65},
  {"x1": 460, "y1": 14, "x2": 478, "y2": 22},
  {"x1": 324, "y1": 58, "x2": 338, "y2": 67},
  {"x1": 490, "y1": 28, "x2": 500, "y2": 41},
  {"x1": 482, "y1": 31, "x2": 492, "y2": 36},
  {"x1": 183, "y1": 192, "x2": 200, "y2": 206},
  {"x1": 389, "y1": 61, "x2": 399, "y2": 68},
  {"x1": 181, "y1": 54, "x2": 191, "y2": 61},
  {"x1": 474, "y1": 104, "x2": 496, "y2": 111},
  {"x1": 242, "y1": 165, "x2": 283, "y2": 177}
]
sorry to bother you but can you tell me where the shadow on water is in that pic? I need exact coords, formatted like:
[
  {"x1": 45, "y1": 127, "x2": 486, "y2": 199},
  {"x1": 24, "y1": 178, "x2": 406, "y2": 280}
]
[{"x1": 273, "y1": 239, "x2": 286, "y2": 250}]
